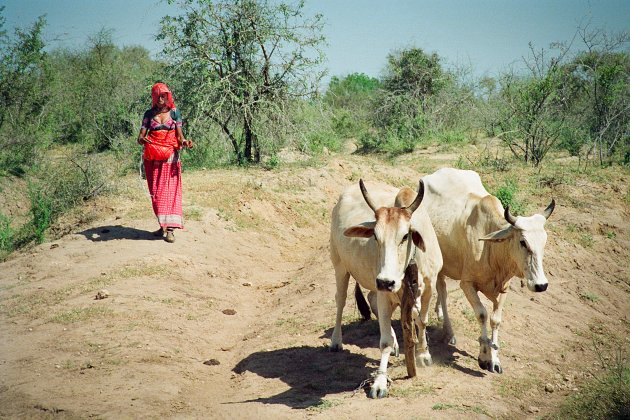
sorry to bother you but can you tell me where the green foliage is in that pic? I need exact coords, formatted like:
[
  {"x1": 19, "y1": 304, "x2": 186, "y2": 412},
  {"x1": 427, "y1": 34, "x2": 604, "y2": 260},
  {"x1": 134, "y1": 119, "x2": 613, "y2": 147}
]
[
  {"x1": 497, "y1": 53, "x2": 570, "y2": 166},
  {"x1": 325, "y1": 73, "x2": 380, "y2": 108},
  {"x1": 493, "y1": 178, "x2": 526, "y2": 215},
  {"x1": 562, "y1": 45, "x2": 630, "y2": 166},
  {"x1": 160, "y1": 0, "x2": 326, "y2": 164},
  {"x1": 47, "y1": 31, "x2": 162, "y2": 152},
  {"x1": 325, "y1": 73, "x2": 379, "y2": 140},
  {"x1": 436, "y1": 130, "x2": 467, "y2": 145},
  {"x1": 28, "y1": 184, "x2": 52, "y2": 243},
  {"x1": 288, "y1": 101, "x2": 342, "y2": 155},
  {"x1": 382, "y1": 47, "x2": 446, "y2": 107},
  {"x1": 0, "y1": 13, "x2": 50, "y2": 175},
  {"x1": 550, "y1": 355, "x2": 629, "y2": 420},
  {"x1": 0, "y1": 212, "x2": 14, "y2": 254}
]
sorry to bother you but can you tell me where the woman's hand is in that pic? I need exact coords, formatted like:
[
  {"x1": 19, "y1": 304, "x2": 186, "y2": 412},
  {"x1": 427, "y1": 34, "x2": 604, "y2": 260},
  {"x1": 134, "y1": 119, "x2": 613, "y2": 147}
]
[
  {"x1": 137, "y1": 137, "x2": 151, "y2": 145},
  {"x1": 182, "y1": 139, "x2": 194, "y2": 149}
]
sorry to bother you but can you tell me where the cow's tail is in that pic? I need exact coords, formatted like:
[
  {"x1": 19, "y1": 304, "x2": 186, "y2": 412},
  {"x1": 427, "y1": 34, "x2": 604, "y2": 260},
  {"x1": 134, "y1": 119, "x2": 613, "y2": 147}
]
[{"x1": 354, "y1": 283, "x2": 372, "y2": 321}]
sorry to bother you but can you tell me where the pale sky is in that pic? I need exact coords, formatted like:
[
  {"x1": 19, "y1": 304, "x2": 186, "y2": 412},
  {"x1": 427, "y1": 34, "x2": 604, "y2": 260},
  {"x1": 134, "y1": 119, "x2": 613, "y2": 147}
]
[{"x1": 2, "y1": 0, "x2": 629, "y2": 81}]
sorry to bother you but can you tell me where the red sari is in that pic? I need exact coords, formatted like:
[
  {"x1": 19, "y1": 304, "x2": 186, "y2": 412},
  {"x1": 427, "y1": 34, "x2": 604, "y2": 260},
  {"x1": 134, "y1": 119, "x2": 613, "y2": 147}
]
[
  {"x1": 144, "y1": 154, "x2": 183, "y2": 229},
  {"x1": 141, "y1": 83, "x2": 184, "y2": 229}
]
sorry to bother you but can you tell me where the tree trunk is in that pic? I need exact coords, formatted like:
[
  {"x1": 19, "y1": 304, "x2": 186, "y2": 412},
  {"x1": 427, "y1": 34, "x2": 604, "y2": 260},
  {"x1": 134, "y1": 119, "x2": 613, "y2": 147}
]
[{"x1": 244, "y1": 116, "x2": 253, "y2": 162}]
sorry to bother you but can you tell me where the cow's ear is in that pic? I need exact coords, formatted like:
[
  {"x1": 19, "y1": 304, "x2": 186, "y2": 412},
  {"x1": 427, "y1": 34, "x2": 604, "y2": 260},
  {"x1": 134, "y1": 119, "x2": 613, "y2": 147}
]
[
  {"x1": 344, "y1": 222, "x2": 375, "y2": 238},
  {"x1": 479, "y1": 227, "x2": 514, "y2": 242},
  {"x1": 411, "y1": 230, "x2": 425, "y2": 251}
]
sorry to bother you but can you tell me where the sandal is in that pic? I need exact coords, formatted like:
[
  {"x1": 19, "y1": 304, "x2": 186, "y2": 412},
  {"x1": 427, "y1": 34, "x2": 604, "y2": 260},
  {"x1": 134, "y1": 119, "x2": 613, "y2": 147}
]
[{"x1": 165, "y1": 228, "x2": 175, "y2": 243}]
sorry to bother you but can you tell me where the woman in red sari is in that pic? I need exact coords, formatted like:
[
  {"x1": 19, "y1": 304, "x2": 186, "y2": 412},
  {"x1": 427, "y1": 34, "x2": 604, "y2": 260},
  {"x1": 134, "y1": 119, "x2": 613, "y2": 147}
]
[{"x1": 137, "y1": 82, "x2": 193, "y2": 243}]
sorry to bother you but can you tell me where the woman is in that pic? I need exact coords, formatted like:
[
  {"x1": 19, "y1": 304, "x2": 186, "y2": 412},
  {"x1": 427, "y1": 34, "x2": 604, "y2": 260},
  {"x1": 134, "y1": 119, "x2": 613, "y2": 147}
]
[{"x1": 137, "y1": 82, "x2": 193, "y2": 243}]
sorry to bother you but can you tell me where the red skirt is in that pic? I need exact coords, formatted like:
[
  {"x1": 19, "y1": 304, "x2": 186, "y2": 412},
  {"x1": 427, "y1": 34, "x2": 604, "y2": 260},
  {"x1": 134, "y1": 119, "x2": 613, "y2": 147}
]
[{"x1": 144, "y1": 156, "x2": 183, "y2": 229}]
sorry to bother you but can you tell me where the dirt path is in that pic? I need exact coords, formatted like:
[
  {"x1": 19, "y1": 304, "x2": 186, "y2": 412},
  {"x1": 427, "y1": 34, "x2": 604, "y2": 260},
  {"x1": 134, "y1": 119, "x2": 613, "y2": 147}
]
[{"x1": 1, "y1": 150, "x2": 628, "y2": 419}]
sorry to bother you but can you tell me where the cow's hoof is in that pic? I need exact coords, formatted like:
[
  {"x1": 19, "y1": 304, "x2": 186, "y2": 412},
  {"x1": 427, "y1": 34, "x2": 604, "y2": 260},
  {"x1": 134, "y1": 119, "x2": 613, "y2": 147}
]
[
  {"x1": 369, "y1": 385, "x2": 388, "y2": 399},
  {"x1": 329, "y1": 343, "x2": 343, "y2": 352},
  {"x1": 416, "y1": 352, "x2": 432, "y2": 367},
  {"x1": 390, "y1": 345, "x2": 399, "y2": 357},
  {"x1": 478, "y1": 358, "x2": 502, "y2": 373},
  {"x1": 444, "y1": 334, "x2": 456, "y2": 346},
  {"x1": 490, "y1": 362, "x2": 503, "y2": 374},
  {"x1": 369, "y1": 374, "x2": 390, "y2": 399}
]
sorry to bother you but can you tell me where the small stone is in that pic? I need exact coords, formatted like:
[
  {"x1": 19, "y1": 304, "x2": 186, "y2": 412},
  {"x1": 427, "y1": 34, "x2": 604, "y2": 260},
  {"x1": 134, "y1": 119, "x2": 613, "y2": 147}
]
[
  {"x1": 50, "y1": 244, "x2": 59, "y2": 249},
  {"x1": 528, "y1": 406, "x2": 540, "y2": 413},
  {"x1": 222, "y1": 309, "x2": 236, "y2": 315},
  {"x1": 242, "y1": 282, "x2": 252, "y2": 287},
  {"x1": 564, "y1": 375, "x2": 571, "y2": 382},
  {"x1": 545, "y1": 383, "x2": 555, "y2": 393},
  {"x1": 95, "y1": 290, "x2": 109, "y2": 300},
  {"x1": 203, "y1": 359, "x2": 220, "y2": 366}
]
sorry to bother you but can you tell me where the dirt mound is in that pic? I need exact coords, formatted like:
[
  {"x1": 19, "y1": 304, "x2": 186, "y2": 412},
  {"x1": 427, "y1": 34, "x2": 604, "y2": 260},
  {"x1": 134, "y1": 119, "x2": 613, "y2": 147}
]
[{"x1": 1, "y1": 150, "x2": 628, "y2": 418}]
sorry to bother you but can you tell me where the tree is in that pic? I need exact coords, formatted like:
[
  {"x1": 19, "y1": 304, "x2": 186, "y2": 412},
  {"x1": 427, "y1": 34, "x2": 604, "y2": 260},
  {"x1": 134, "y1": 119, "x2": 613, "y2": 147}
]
[
  {"x1": 381, "y1": 47, "x2": 446, "y2": 111},
  {"x1": 566, "y1": 26, "x2": 630, "y2": 166},
  {"x1": 325, "y1": 73, "x2": 379, "y2": 139},
  {"x1": 159, "y1": 0, "x2": 326, "y2": 164},
  {"x1": 362, "y1": 47, "x2": 448, "y2": 154},
  {"x1": 0, "y1": 9, "x2": 50, "y2": 174},
  {"x1": 497, "y1": 43, "x2": 571, "y2": 166}
]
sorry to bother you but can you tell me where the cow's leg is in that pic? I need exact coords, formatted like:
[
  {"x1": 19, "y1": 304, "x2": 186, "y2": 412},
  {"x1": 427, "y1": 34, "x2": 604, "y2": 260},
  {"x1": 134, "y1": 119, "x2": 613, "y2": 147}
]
[
  {"x1": 330, "y1": 268, "x2": 350, "y2": 351},
  {"x1": 487, "y1": 292, "x2": 507, "y2": 374},
  {"x1": 460, "y1": 281, "x2": 494, "y2": 373},
  {"x1": 436, "y1": 273, "x2": 456, "y2": 345},
  {"x1": 413, "y1": 276, "x2": 433, "y2": 366},
  {"x1": 434, "y1": 275, "x2": 444, "y2": 321},
  {"x1": 367, "y1": 290, "x2": 378, "y2": 318},
  {"x1": 370, "y1": 293, "x2": 396, "y2": 399}
]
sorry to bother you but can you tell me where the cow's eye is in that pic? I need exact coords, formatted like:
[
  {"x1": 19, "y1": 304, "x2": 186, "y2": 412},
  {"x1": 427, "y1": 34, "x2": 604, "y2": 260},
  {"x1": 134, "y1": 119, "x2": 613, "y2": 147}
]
[
  {"x1": 519, "y1": 240, "x2": 528, "y2": 249},
  {"x1": 401, "y1": 234, "x2": 409, "y2": 244}
]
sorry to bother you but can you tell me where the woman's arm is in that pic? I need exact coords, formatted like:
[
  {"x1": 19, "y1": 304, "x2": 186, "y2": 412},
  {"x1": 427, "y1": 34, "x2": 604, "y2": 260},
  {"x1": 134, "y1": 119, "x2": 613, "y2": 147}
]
[
  {"x1": 137, "y1": 127, "x2": 151, "y2": 145},
  {"x1": 176, "y1": 126, "x2": 193, "y2": 148}
]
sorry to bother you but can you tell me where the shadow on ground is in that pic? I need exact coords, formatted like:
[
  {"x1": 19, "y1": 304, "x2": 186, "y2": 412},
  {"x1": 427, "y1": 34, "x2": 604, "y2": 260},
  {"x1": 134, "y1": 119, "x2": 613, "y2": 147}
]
[
  {"x1": 78, "y1": 225, "x2": 161, "y2": 242},
  {"x1": 78, "y1": 225, "x2": 163, "y2": 242},
  {"x1": 232, "y1": 345, "x2": 373, "y2": 409},
  {"x1": 320, "y1": 320, "x2": 485, "y2": 378}
]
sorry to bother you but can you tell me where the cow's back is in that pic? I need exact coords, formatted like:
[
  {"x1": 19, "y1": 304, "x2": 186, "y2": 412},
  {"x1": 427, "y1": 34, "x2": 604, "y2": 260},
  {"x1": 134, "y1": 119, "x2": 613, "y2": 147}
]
[{"x1": 422, "y1": 168, "x2": 495, "y2": 280}]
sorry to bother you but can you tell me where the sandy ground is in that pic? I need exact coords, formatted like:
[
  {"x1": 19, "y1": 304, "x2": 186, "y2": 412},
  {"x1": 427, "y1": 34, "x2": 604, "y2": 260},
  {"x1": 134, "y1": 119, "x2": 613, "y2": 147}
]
[{"x1": 0, "y1": 147, "x2": 628, "y2": 419}]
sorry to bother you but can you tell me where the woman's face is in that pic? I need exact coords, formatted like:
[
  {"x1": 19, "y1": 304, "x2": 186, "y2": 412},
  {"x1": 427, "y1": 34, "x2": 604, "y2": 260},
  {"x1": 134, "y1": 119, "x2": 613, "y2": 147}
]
[{"x1": 157, "y1": 93, "x2": 168, "y2": 107}]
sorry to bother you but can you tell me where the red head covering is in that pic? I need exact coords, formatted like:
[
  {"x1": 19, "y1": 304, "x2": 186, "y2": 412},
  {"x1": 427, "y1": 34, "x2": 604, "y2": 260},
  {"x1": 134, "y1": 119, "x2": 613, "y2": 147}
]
[{"x1": 151, "y1": 82, "x2": 176, "y2": 110}]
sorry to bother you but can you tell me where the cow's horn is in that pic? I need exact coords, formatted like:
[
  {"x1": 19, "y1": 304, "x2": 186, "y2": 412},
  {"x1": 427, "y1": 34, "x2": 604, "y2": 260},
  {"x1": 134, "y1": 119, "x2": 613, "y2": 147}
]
[
  {"x1": 543, "y1": 198, "x2": 555, "y2": 220},
  {"x1": 504, "y1": 206, "x2": 517, "y2": 226},
  {"x1": 406, "y1": 180, "x2": 425, "y2": 214},
  {"x1": 359, "y1": 179, "x2": 377, "y2": 212}
]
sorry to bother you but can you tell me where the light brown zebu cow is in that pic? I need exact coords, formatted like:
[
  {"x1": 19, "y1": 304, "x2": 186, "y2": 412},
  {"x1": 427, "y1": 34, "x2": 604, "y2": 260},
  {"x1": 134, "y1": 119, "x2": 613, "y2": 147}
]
[
  {"x1": 416, "y1": 167, "x2": 555, "y2": 373},
  {"x1": 329, "y1": 179, "x2": 442, "y2": 398}
]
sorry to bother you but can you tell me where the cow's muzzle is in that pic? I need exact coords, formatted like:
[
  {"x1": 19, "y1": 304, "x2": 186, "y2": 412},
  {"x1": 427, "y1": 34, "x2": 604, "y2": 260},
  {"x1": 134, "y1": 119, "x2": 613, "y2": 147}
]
[
  {"x1": 376, "y1": 278, "x2": 396, "y2": 291},
  {"x1": 534, "y1": 283, "x2": 548, "y2": 292}
]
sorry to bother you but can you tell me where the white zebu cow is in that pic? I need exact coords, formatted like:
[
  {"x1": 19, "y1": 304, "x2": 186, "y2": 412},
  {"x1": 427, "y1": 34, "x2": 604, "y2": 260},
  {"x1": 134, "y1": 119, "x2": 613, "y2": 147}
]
[
  {"x1": 330, "y1": 179, "x2": 442, "y2": 398},
  {"x1": 420, "y1": 167, "x2": 555, "y2": 373}
]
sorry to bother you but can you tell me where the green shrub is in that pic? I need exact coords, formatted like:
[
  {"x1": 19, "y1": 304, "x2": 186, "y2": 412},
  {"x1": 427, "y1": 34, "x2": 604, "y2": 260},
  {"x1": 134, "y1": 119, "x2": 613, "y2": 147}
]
[
  {"x1": 0, "y1": 212, "x2": 14, "y2": 253},
  {"x1": 28, "y1": 185, "x2": 52, "y2": 243},
  {"x1": 436, "y1": 130, "x2": 467, "y2": 145},
  {"x1": 493, "y1": 178, "x2": 526, "y2": 215},
  {"x1": 550, "y1": 358, "x2": 629, "y2": 419}
]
